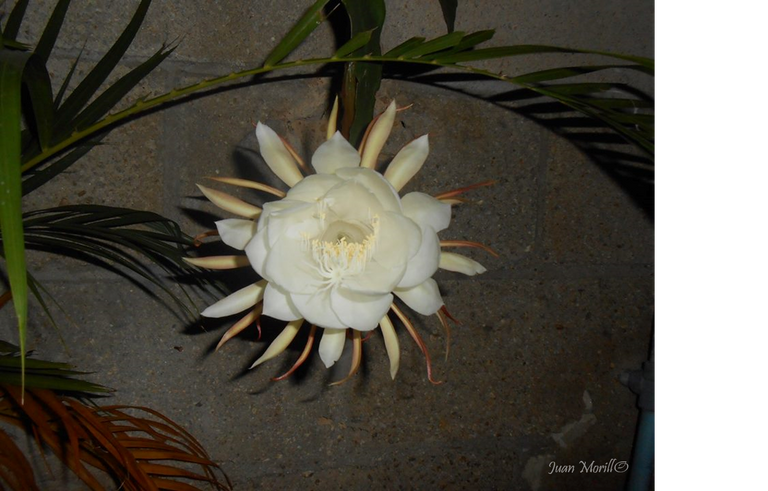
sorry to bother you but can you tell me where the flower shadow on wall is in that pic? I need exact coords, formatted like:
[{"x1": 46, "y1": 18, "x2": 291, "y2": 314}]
[{"x1": 185, "y1": 100, "x2": 498, "y2": 384}]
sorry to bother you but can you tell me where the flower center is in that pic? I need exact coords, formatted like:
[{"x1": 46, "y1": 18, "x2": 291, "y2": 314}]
[{"x1": 307, "y1": 217, "x2": 379, "y2": 287}]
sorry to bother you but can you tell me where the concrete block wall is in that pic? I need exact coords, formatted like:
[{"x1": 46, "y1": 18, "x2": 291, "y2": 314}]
[{"x1": 3, "y1": 1, "x2": 653, "y2": 489}]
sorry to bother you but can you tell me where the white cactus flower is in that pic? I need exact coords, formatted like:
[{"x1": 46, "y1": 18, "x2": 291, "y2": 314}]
[{"x1": 186, "y1": 100, "x2": 496, "y2": 384}]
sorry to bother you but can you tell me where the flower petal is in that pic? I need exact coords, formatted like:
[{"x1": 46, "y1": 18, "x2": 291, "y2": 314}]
[
  {"x1": 327, "y1": 96, "x2": 339, "y2": 140},
  {"x1": 318, "y1": 327, "x2": 347, "y2": 368},
  {"x1": 264, "y1": 235, "x2": 323, "y2": 294},
  {"x1": 379, "y1": 315, "x2": 400, "y2": 380},
  {"x1": 250, "y1": 319, "x2": 303, "y2": 368},
  {"x1": 324, "y1": 179, "x2": 385, "y2": 224},
  {"x1": 401, "y1": 192, "x2": 452, "y2": 232},
  {"x1": 215, "y1": 218, "x2": 256, "y2": 250},
  {"x1": 394, "y1": 278, "x2": 443, "y2": 316},
  {"x1": 334, "y1": 167, "x2": 402, "y2": 212},
  {"x1": 202, "y1": 280, "x2": 267, "y2": 318},
  {"x1": 183, "y1": 255, "x2": 250, "y2": 270},
  {"x1": 262, "y1": 283, "x2": 302, "y2": 321},
  {"x1": 256, "y1": 122, "x2": 304, "y2": 187},
  {"x1": 343, "y1": 257, "x2": 405, "y2": 294},
  {"x1": 397, "y1": 226, "x2": 440, "y2": 289},
  {"x1": 291, "y1": 290, "x2": 346, "y2": 329},
  {"x1": 244, "y1": 226, "x2": 269, "y2": 277},
  {"x1": 312, "y1": 131, "x2": 361, "y2": 174},
  {"x1": 266, "y1": 200, "x2": 323, "y2": 247},
  {"x1": 439, "y1": 252, "x2": 487, "y2": 276},
  {"x1": 372, "y1": 211, "x2": 421, "y2": 268},
  {"x1": 197, "y1": 185, "x2": 261, "y2": 218},
  {"x1": 286, "y1": 173, "x2": 342, "y2": 203},
  {"x1": 383, "y1": 135, "x2": 429, "y2": 191},
  {"x1": 360, "y1": 101, "x2": 396, "y2": 169},
  {"x1": 331, "y1": 287, "x2": 393, "y2": 332}
]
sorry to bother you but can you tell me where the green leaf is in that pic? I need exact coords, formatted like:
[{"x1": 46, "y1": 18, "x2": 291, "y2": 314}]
[
  {"x1": 1, "y1": 38, "x2": 31, "y2": 50},
  {"x1": 52, "y1": 0, "x2": 152, "y2": 137},
  {"x1": 435, "y1": 45, "x2": 579, "y2": 63},
  {"x1": 437, "y1": 0, "x2": 458, "y2": 33},
  {"x1": 384, "y1": 37, "x2": 425, "y2": 58},
  {"x1": 27, "y1": 272, "x2": 71, "y2": 350},
  {"x1": 2, "y1": 0, "x2": 30, "y2": 41},
  {"x1": 22, "y1": 137, "x2": 104, "y2": 195},
  {"x1": 53, "y1": 48, "x2": 83, "y2": 109},
  {"x1": 334, "y1": 29, "x2": 375, "y2": 59},
  {"x1": 511, "y1": 64, "x2": 650, "y2": 84},
  {"x1": 20, "y1": 41, "x2": 654, "y2": 175},
  {"x1": 21, "y1": 205, "x2": 211, "y2": 316},
  {"x1": 0, "y1": 351, "x2": 110, "y2": 393},
  {"x1": 263, "y1": 0, "x2": 331, "y2": 67},
  {"x1": 435, "y1": 44, "x2": 654, "y2": 72},
  {"x1": 0, "y1": 48, "x2": 31, "y2": 393},
  {"x1": 421, "y1": 29, "x2": 495, "y2": 60},
  {"x1": 72, "y1": 44, "x2": 175, "y2": 131},
  {"x1": 400, "y1": 31, "x2": 465, "y2": 58},
  {"x1": 340, "y1": 0, "x2": 386, "y2": 146},
  {"x1": 34, "y1": 0, "x2": 72, "y2": 63},
  {"x1": 21, "y1": 54, "x2": 54, "y2": 150}
]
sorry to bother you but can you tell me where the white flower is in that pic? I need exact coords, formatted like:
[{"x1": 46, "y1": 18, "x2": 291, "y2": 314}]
[{"x1": 186, "y1": 100, "x2": 495, "y2": 384}]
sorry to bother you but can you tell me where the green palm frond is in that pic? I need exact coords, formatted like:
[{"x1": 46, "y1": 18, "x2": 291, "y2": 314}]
[
  {"x1": 0, "y1": 0, "x2": 186, "y2": 364},
  {"x1": 22, "y1": 33, "x2": 653, "y2": 178},
  {"x1": 19, "y1": 205, "x2": 217, "y2": 316},
  {"x1": 0, "y1": 341, "x2": 108, "y2": 393}
]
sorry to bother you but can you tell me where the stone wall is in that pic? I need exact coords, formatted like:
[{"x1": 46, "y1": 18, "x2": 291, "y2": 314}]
[{"x1": 3, "y1": 1, "x2": 653, "y2": 489}]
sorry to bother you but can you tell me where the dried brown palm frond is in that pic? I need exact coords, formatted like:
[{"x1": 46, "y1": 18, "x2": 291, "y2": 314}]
[{"x1": 0, "y1": 385, "x2": 232, "y2": 490}]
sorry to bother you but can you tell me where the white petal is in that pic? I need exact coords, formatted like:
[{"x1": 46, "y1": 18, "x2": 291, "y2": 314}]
[
  {"x1": 331, "y1": 287, "x2": 393, "y2": 332},
  {"x1": 360, "y1": 100, "x2": 396, "y2": 169},
  {"x1": 334, "y1": 167, "x2": 402, "y2": 212},
  {"x1": 286, "y1": 173, "x2": 342, "y2": 202},
  {"x1": 250, "y1": 319, "x2": 303, "y2": 368},
  {"x1": 291, "y1": 290, "x2": 346, "y2": 329},
  {"x1": 383, "y1": 135, "x2": 429, "y2": 191},
  {"x1": 183, "y1": 255, "x2": 249, "y2": 269},
  {"x1": 312, "y1": 131, "x2": 361, "y2": 174},
  {"x1": 379, "y1": 315, "x2": 400, "y2": 379},
  {"x1": 202, "y1": 280, "x2": 267, "y2": 318},
  {"x1": 324, "y1": 180, "x2": 385, "y2": 224},
  {"x1": 266, "y1": 200, "x2": 323, "y2": 246},
  {"x1": 372, "y1": 211, "x2": 421, "y2": 268},
  {"x1": 262, "y1": 283, "x2": 302, "y2": 321},
  {"x1": 264, "y1": 235, "x2": 322, "y2": 294},
  {"x1": 215, "y1": 218, "x2": 256, "y2": 250},
  {"x1": 197, "y1": 185, "x2": 261, "y2": 218},
  {"x1": 394, "y1": 278, "x2": 443, "y2": 316},
  {"x1": 319, "y1": 328, "x2": 347, "y2": 368},
  {"x1": 401, "y1": 192, "x2": 452, "y2": 232},
  {"x1": 343, "y1": 257, "x2": 405, "y2": 294},
  {"x1": 327, "y1": 96, "x2": 339, "y2": 140},
  {"x1": 397, "y1": 227, "x2": 440, "y2": 289},
  {"x1": 439, "y1": 252, "x2": 487, "y2": 276},
  {"x1": 244, "y1": 226, "x2": 269, "y2": 278},
  {"x1": 256, "y1": 122, "x2": 304, "y2": 187}
]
